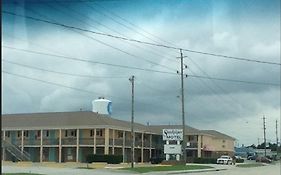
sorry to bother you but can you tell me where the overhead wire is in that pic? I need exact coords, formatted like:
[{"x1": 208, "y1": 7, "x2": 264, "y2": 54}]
[
  {"x1": 3, "y1": 10, "x2": 280, "y2": 66},
  {"x1": 3, "y1": 46, "x2": 280, "y2": 86},
  {"x1": 2, "y1": 59, "x2": 128, "y2": 79},
  {"x1": 3, "y1": 45, "x2": 177, "y2": 75},
  {"x1": 49, "y1": 1, "x2": 178, "y2": 70}
]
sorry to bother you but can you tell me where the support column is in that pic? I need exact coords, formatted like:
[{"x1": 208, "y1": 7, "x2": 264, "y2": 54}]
[
  {"x1": 59, "y1": 129, "x2": 62, "y2": 163},
  {"x1": 93, "y1": 129, "x2": 96, "y2": 154},
  {"x1": 104, "y1": 128, "x2": 109, "y2": 155},
  {"x1": 40, "y1": 130, "x2": 43, "y2": 162},
  {"x1": 197, "y1": 135, "x2": 202, "y2": 158},
  {"x1": 21, "y1": 130, "x2": 24, "y2": 153},
  {"x1": 112, "y1": 129, "x2": 115, "y2": 155},
  {"x1": 149, "y1": 134, "x2": 152, "y2": 159},
  {"x1": 165, "y1": 140, "x2": 170, "y2": 161},
  {"x1": 3, "y1": 130, "x2": 6, "y2": 161},
  {"x1": 122, "y1": 131, "x2": 125, "y2": 163},
  {"x1": 76, "y1": 129, "x2": 79, "y2": 163},
  {"x1": 141, "y1": 133, "x2": 144, "y2": 163}
]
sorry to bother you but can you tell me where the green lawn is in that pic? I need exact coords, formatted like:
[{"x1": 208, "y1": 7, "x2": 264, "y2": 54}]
[
  {"x1": 121, "y1": 165, "x2": 213, "y2": 173},
  {"x1": 3, "y1": 173, "x2": 44, "y2": 175},
  {"x1": 236, "y1": 163, "x2": 265, "y2": 168},
  {"x1": 76, "y1": 166, "x2": 95, "y2": 169}
]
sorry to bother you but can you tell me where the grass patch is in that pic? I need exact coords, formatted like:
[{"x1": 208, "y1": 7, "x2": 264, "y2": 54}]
[
  {"x1": 3, "y1": 173, "x2": 44, "y2": 175},
  {"x1": 236, "y1": 163, "x2": 265, "y2": 168},
  {"x1": 76, "y1": 167, "x2": 95, "y2": 169},
  {"x1": 121, "y1": 165, "x2": 213, "y2": 173}
]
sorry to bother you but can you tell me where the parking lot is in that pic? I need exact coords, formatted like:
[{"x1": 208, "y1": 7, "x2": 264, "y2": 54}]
[{"x1": 1, "y1": 161, "x2": 280, "y2": 175}]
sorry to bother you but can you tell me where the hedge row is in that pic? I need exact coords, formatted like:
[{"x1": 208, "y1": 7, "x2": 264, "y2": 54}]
[
  {"x1": 193, "y1": 158, "x2": 217, "y2": 164},
  {"x1": 236, "y1": 158, "x2": 244, "y2": 163},
  {"x1": 86, "y1": 154, "x2": 123, "y2": 164}
]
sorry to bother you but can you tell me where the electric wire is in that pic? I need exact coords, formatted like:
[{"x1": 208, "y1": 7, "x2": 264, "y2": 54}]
[{"x1": 3, "y1": 10, "x2": 280, "y2": 66}]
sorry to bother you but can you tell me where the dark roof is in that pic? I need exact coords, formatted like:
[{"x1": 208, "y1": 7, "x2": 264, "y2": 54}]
[
  {"x1": 2, "y1": 111, "x2": 148, "y2": 132},
  {"x1": 2, "y1": 112, "x2": 235, "y2": 140},
  {"x1": 200, "y1": 130, "x2": 236, "y2": 140}
]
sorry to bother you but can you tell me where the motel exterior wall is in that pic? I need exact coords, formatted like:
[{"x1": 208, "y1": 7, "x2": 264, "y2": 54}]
[{"x1": 2, "y1": 112, "x2": 235, "y2": 163}]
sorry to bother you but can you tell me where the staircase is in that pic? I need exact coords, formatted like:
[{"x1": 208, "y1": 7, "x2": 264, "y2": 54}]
[{"x1": 2, "y1": 140, "x2": 31, "y2": 161}]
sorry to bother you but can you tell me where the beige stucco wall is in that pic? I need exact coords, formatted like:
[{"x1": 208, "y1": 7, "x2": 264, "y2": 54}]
[{"x1": 201, "y1": 135, "x2": 234, "y2": 152}]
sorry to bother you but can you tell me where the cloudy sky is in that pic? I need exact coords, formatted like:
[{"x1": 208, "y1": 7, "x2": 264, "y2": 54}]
[{"x1": 2, "y1": 0, "x2": 280, "y2": 146}]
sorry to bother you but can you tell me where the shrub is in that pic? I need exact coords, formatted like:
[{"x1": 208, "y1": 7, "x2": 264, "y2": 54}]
[
  {"x1": 236, "y1": 158, "x2": 244, "y2": 163},
  {"x1": 86, "y1": 154, "x2": 123, "y2": 164},
  {"x1": 193, "y1": 158, "x2": 217, "y2": 164},
  {"x1": 150, "y1": 157, "x2": 165, "y2": 164}
]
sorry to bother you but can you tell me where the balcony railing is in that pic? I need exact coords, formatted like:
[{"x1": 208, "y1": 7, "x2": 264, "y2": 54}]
[
  {"x1": 96, "y1": 138, "x2": 105, "y2": 145},
  {"x1": 79, "y1": 138, "x2": 94, "y2": 145},
  {"x1": 135, "y1": 140, "x2": 142, "y2": 147},
  {"x1": 10, "y1": 139, "x2": 21, "y2": 146},
  {"x1": 23, "y1": 139, "x2": 41, "y2": 145},
  {"x1": 125, "y1": 139, "x2": 131, "y2": 147},
  {"x1": 114, "y1": 138, "x2": 123, "y2": 146},
  {"x1": 43, "y1": 138, "x2": 59, "y2": 145},
  {"x1": 62, "y1": 138, "x2": 77, "y2": 145},
  {"x1": 143, "y1": 140, "x2": 150, "y2": 147}
]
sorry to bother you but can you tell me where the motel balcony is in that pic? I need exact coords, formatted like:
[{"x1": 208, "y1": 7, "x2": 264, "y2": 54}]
[
  {"x1": 43, "y1": 138, "x2": 59, "y2": 145},
  {"x1": 113, "y1": 138, "x2": 123, "y2": 146},
  {"x1": 11, "y1": 139, "x2": 21, "y2": 146},
  {"x1": 61, "y1": 138, "x2": 77, "y2": 145},
  {"x1": 79, "y1": 138, "x2": 95, "y2": 145},
  {"x1": 23, "y1": 139, "x2": 41, "y2": 145},
  {"x1": 96, "y1": 138, "x2": 105, "y2": 146}
]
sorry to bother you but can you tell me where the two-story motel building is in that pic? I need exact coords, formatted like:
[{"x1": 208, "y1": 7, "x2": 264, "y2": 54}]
[{"x1": 2, "y1": 111, "x2": 235, "y2": 163}]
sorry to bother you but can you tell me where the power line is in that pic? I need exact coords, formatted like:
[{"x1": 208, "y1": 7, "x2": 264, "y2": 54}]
[
  {"x1": 3, "y1": 45, "x2": 176, "y2": 75},
  {"x1": 45, "y1": 2, "x2": 177, "y2": 70},
  {"x1": 2, "y1": 59, "x2": 128, "y2": 79},
  {"x1": 3, "y1": 10, "x2": 280, "y2": 66},
  {"x1": 188, "y1": 74, "x2": 280, "y2": 86},
  {"x1": 3, "y1": 46, "x2": 280, "y2": 86}
]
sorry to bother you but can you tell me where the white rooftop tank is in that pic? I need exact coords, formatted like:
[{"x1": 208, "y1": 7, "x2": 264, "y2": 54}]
[{"x1": 92, "y1": 97, "x2": 112, "y2": 115}]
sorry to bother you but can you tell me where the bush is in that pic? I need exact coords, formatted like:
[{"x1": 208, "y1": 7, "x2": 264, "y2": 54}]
[
  {"x1": 86, "y1": 154, "x2": 123, "y2": 164},
  {"x1": 150, "y1": 157, "x2": 165, "y2": 164},
  {"x1": 236, "y1": 158, "x2": 244, "y2": 163},
  {"x1": 193, "y1": 158, "x2": 217, "y2": 164}
]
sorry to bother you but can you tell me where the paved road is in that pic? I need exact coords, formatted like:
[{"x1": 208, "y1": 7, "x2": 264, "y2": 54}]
[{"x1": 2, "y1": 162, "x2": 280, "y2": 175}]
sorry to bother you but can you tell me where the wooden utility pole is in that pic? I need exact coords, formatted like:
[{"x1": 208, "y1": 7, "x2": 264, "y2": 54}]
[
  {"x1": 180, "y1": 49, "x2": 187, "y2": 163},
  {"x1": 129, "y1": 75, "x2": 135, "y2": 168},
  {"x1": 276, "y1": 120, "x2": 278, "y2": 157},
  {"x1": 263, "y1": 115, "x2": 266, "y2": 157}
]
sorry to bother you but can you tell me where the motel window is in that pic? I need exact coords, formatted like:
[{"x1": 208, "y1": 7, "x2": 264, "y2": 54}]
[
  {"x1": 17, "y1": 131, "x2": 21, "y2": 138},
  {"x1": 44, "y1": 130, "x2": 49, "y2": 137},
  {"x1": 90, "y1": 130, "x2": 94, "y2": 137},
  {"x1": 37, "y1": 131, "x2": 41, "y2": 138},
  {"x1": 65, "y1": 130, "x2": 76, "y2": 137},
  {"x1": 71, "y1": 130, "x2": 77, "y2": 137},
  {"x1": 96, "y1": 129, "x2": 103, "y2": 137},
  {"x1": 6, "y1": 131, "x2": 10, "y2": 138},
  {"x1": 222, "y1": 140, "x2": 226, "y2": 143},
  {"x1": 222, "y1": 145, "x2": 225, "y2": 148},
  {"x1": 24, "y1": 131, "x2": 29, "y2": 138}
]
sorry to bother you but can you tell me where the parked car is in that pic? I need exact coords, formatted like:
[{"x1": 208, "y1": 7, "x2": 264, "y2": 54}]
[
  {"x1": 217, "y1": 155, "x2": 233, "y2": 165},
  {"x1": 256, "y1": 156, "x2": 272, "y2": 163},
  {"x1": 247, "y1": 155, "x2": 257, "y2": 160}
]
